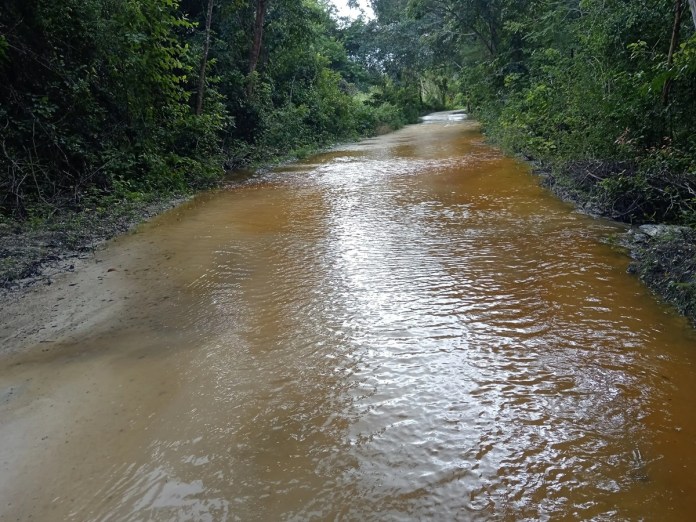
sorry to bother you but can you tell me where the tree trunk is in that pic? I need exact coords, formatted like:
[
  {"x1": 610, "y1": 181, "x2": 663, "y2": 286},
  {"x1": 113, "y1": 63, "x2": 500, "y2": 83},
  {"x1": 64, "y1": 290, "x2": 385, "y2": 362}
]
[
  {"x1": 688, "y1": 0, "x2": 696, "y2": 29},
  {"x1": 439, "y1": 77, "x2": 447, "y2": 108},
  {"x1": 662, "y1": 0, "x2": 683, "y2": 107},
  {"x1": 195, "y1": 0, "x2": 214, "y2": 116},
  {"x1": 249, "y1": 0, "x2": 267, "y2": 75}
]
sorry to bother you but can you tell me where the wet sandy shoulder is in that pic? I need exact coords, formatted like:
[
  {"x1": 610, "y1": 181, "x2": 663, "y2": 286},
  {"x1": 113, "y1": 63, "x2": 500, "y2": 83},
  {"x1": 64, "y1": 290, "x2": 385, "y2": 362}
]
[
  {"x1": 0, "y1": 219, "x2": 199, "y2": 520},
  {"x1": 1, "y1": 253, "x2": 130, "y2": 361}
]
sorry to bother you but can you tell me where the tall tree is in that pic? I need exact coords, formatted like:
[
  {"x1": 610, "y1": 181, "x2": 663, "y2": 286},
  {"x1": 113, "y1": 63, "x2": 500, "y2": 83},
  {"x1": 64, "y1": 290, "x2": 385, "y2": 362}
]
[
  {"x1": 249, "y1": 0, "x2": 268, "y2": 74},
  {"x1": 663, "y1": 0, "x2": 685, "y2": 106},
  {"x1": 195, "y1": 0, "x2": 215, "y2": 115}
]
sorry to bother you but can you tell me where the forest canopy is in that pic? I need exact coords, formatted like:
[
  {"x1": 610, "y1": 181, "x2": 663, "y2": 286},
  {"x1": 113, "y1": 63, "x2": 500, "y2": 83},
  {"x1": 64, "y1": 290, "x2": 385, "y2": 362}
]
[
  {"x1": 1, "y1": 0, "x2": 695, "y2": 226},
  {"x1": 374, "y1": 0, "x2": 696, "y2": 225},
  {"x1": 0, "y1": 0, "x2": 438, "y2": 218}
]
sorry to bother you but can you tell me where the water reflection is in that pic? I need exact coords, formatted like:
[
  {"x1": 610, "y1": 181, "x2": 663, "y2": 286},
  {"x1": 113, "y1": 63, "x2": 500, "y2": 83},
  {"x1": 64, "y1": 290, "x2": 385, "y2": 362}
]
[{"x1": 1, "y1": 117, "x2": 696, "y2": 521}]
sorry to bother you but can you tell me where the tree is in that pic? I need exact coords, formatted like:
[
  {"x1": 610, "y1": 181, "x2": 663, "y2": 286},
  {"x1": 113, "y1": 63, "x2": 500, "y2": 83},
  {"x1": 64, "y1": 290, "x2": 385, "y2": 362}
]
[
  {"x1": 196, "y1": 0, "x2": 215, "y2": 115},
  {"x1": 249, "y1": 0, "x2": 268, "y2": 74},
  {"x1": 0, "y1": 0, "x2": 226, "y2": 216}
]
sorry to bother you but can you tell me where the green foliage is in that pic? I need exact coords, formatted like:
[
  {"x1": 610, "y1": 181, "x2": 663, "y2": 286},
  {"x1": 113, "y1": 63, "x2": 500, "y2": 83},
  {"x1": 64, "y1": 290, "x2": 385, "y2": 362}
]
[
  {"x1": 2, "y1": 0, "x2": 434, "y2": 220},
  {"x1": 0, "y1": 0, "x2": 226, "y2": 217},
  {"x1": 206, "y1": 0, "x2": 425, "y2": 165},
  {"x1": 370, "y1": 101, "x2": 407, "y2": 133},
  {"x1": 404, "y1": 0, "x2": 696, "y2": 226},
  {"x1": 3, "y1": 0, "x2": 694, "y2": 230}
]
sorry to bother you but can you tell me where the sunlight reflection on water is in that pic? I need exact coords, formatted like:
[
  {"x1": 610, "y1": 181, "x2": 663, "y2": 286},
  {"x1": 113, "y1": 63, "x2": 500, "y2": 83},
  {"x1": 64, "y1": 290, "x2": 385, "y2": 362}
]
[{"x1": 2, "y1": 115, "x2": 696, "y2": 521}]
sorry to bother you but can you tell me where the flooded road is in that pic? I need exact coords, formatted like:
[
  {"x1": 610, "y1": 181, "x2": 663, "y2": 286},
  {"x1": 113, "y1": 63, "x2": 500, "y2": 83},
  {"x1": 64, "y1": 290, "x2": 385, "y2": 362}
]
[{"x1": 1, "y1": 115, "x2": 696, "y2": 520}]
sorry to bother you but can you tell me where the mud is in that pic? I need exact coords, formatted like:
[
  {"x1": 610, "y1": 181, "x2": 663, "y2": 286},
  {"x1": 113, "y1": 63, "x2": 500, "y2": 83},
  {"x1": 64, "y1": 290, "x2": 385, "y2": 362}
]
[{"x1": 0, "y1": 196, "x2": 189, "y2": 294}]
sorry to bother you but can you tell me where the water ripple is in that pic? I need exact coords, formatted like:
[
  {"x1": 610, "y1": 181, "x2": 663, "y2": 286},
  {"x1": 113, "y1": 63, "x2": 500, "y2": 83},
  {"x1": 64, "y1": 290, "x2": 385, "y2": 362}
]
[{"x1": 5, "y1": 119, "x2": 696, "y2": 522}]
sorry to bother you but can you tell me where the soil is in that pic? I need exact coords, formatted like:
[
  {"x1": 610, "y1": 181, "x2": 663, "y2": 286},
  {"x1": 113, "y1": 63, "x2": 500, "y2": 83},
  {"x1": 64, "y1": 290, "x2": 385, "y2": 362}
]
[
  {"x1": 0, "y1": 195, "x2": 189, "y2": 297},
  {"x1": 623, "y1": 225, "x2": 696, "y2": 323}
]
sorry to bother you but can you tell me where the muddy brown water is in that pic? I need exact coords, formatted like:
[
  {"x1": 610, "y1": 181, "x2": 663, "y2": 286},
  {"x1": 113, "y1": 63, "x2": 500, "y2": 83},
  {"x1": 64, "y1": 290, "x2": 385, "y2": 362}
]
[{"x1": 1, "y1": 115, "x2": 696, "y2": 521}]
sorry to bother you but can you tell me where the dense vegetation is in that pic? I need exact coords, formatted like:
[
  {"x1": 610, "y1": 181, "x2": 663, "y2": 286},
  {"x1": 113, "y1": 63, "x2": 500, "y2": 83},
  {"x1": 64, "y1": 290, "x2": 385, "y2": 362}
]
[
  {"x1": 8, "y1": 0, "x2": 693, "y2": 227},
  {"x1": 367, "y1": 0, "x2": 696, "y2": 226},
  {"x1": 0, "y1": 0, "x2": 444, "y2": 221}
]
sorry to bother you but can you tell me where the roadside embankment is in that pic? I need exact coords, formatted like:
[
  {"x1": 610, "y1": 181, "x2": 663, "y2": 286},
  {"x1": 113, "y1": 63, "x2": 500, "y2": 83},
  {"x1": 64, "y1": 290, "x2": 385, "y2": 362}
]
[
  {"x1": 0, "y1": 195, "x2": 189, "y2": 295},
  {"x1": 624, "y1": 225, "x2": 696, "y2": 323}
]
